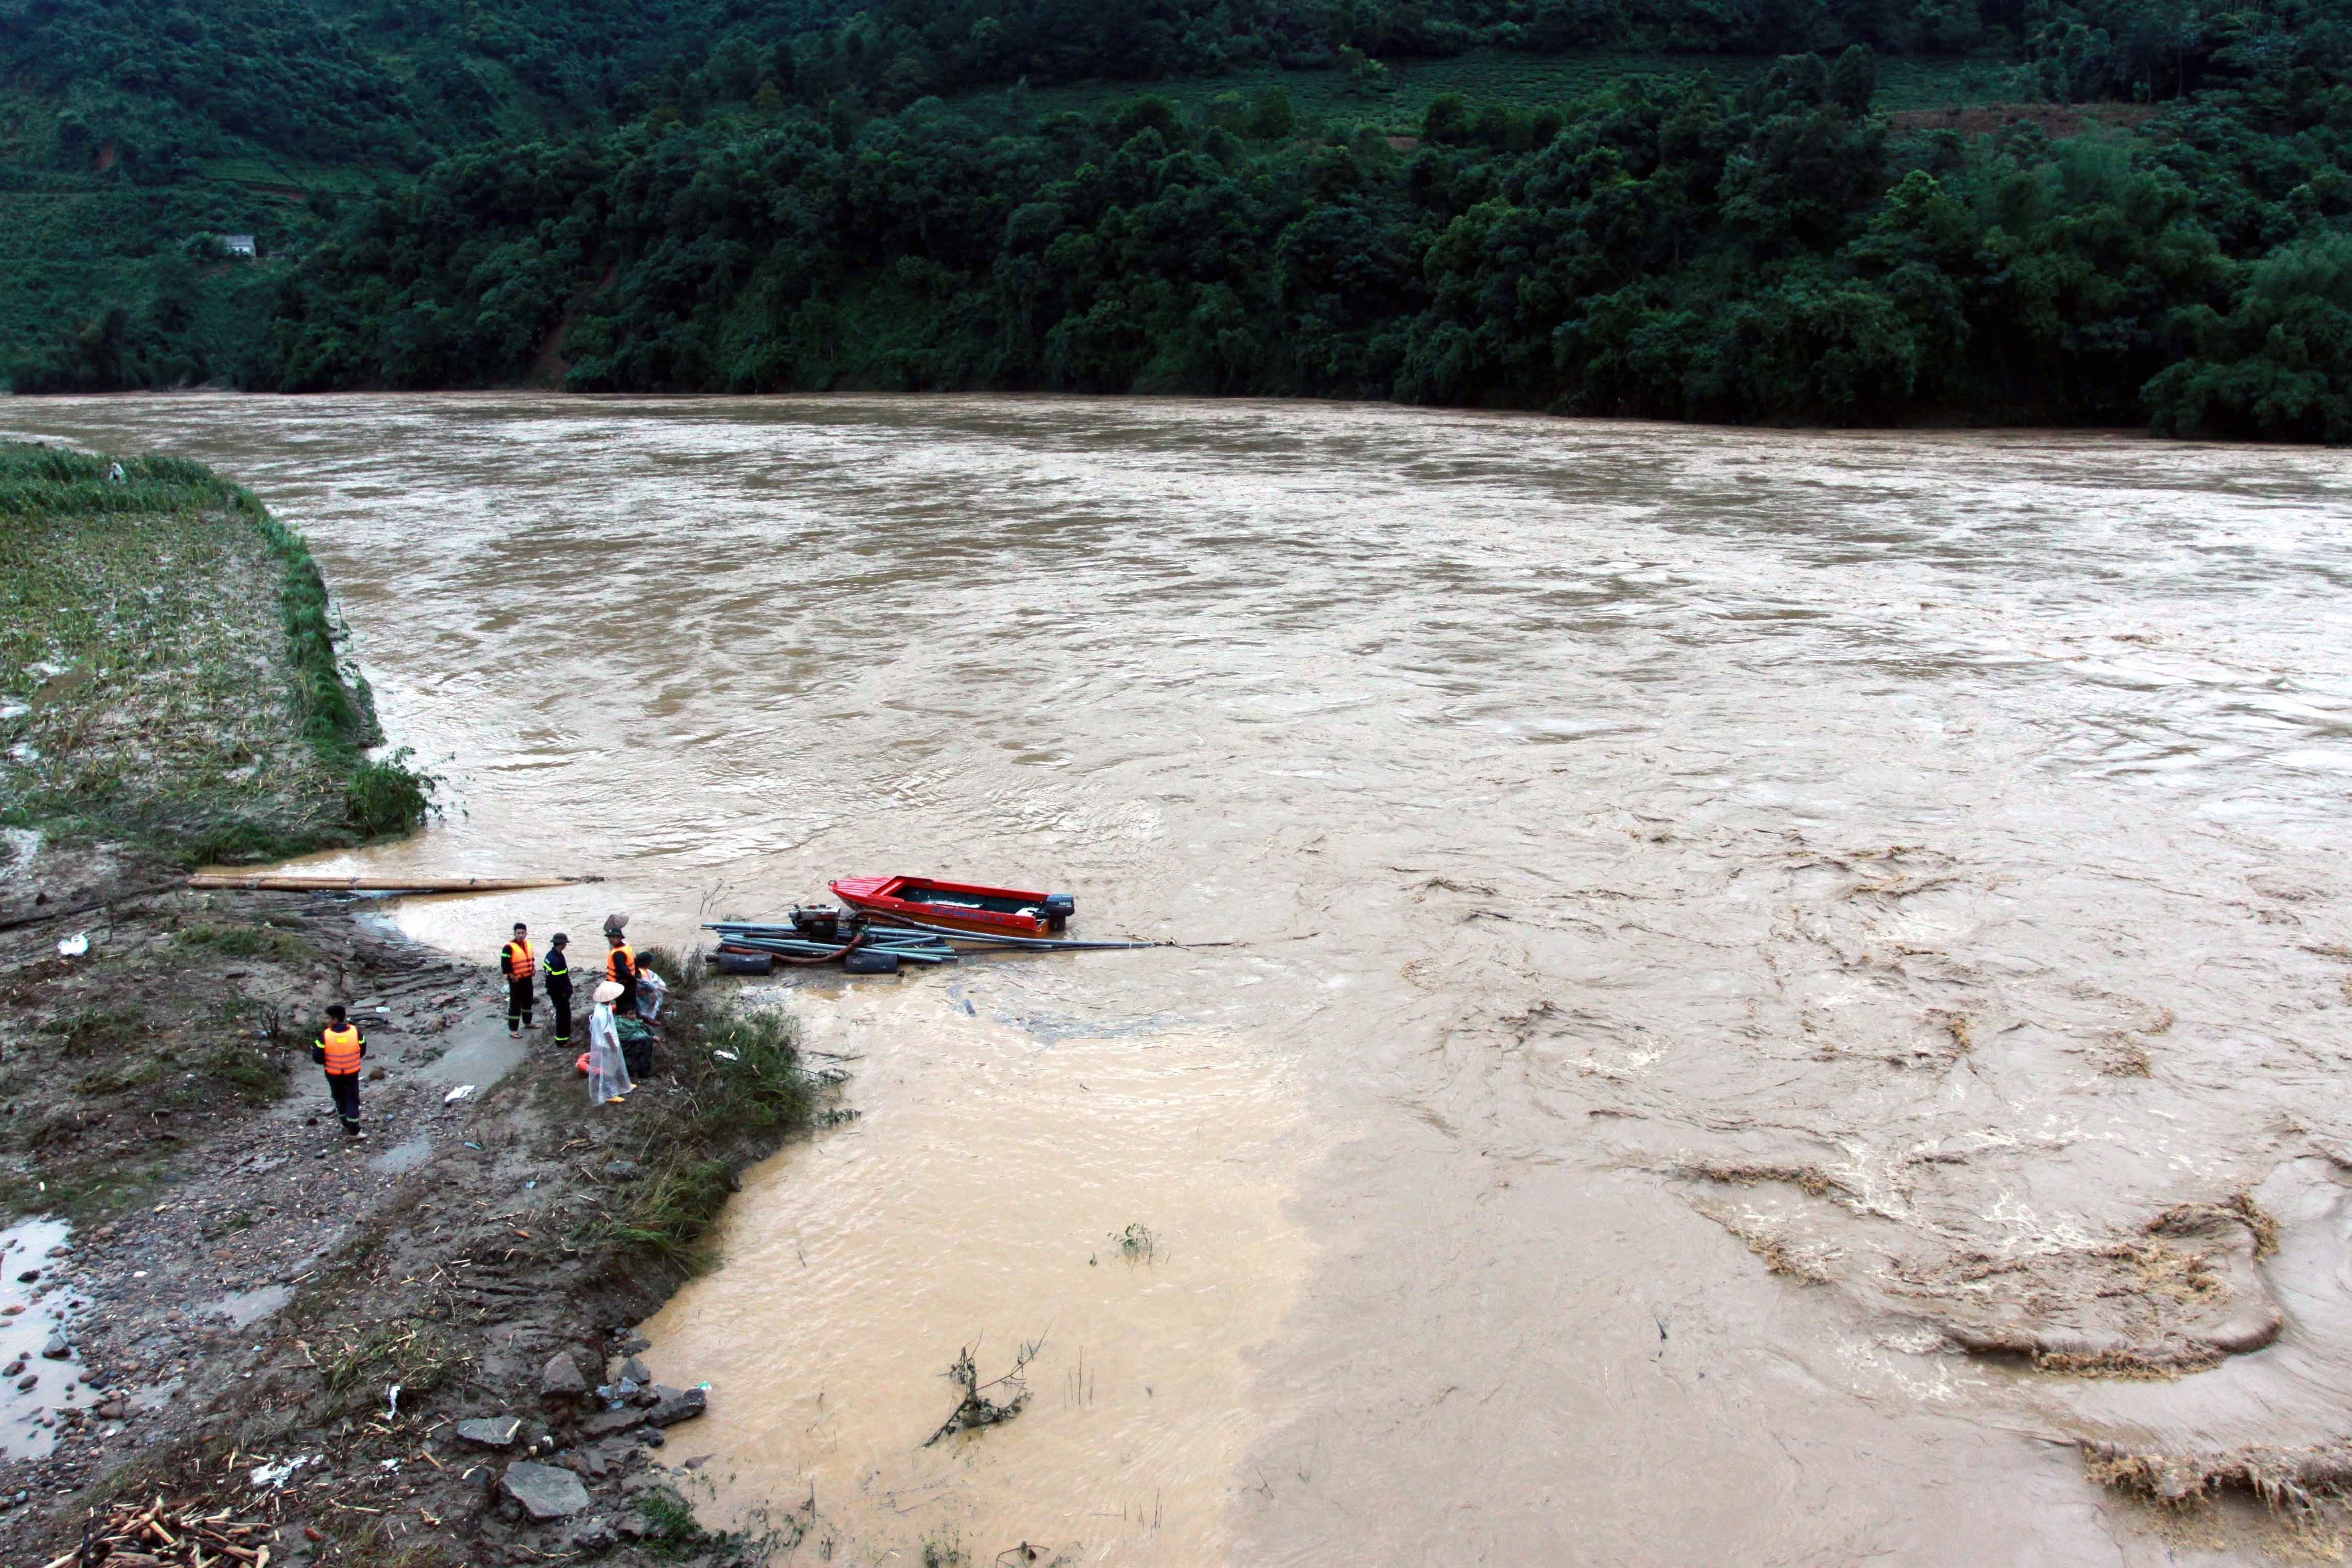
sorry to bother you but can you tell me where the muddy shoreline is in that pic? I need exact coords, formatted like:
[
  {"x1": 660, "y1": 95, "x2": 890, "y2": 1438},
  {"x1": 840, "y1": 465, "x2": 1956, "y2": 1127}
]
[{"x1": 0, "y1": 844, "x2": 806, "y2": 1568}]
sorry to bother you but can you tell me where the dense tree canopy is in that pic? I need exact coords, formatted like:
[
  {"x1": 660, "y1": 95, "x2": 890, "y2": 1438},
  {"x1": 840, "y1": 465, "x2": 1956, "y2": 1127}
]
[{"x1": 4, "y1": 0, "x2": 2350, "y2": 438}]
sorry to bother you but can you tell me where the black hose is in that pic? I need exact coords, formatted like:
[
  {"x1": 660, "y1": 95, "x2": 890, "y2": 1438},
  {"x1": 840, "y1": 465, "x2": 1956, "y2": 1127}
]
[{"x1": 770, "y1": 927, "x2": 866, "y2": 967}]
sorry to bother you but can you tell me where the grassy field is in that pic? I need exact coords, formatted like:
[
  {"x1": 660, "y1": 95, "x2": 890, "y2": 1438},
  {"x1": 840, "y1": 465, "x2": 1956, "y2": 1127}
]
[
  {"x1": 0, "y1": 443, "x2": 423, "y2": 860},
  {"x1": 961, "y1": 47, "x2": 2030, "y2": 130}
]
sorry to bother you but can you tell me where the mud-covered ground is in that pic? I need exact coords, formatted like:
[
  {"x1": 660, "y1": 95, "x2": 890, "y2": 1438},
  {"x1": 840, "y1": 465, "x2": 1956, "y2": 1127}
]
[{"x1": 0, "y1": 841, "x2": 807, "y2": 1568}]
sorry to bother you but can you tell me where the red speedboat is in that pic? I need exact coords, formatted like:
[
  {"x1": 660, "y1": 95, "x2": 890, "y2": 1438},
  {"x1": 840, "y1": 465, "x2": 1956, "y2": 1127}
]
[{"x1": 830, "y1": 876, "x2": 1074, "y2": 937}]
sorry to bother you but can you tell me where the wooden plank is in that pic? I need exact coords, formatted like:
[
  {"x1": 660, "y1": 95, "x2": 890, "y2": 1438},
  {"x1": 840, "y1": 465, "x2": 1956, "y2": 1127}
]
[{"x1": 187, "y1": 873, "x2": 601, "y2": 894}]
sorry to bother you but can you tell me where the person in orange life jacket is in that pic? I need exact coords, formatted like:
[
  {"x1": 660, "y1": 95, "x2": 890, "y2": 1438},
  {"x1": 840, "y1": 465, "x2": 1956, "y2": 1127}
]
[
  {"x1": 500, "y1": 923, "x2": 536, "y2": 1037},
  {"x1": 542, "y1": 932, "x2": 574, "y2": 1048},
  {"x1": 313, "y1": 1003, "x2": 366, "y2": 1138},
  {"x1": 604, "y1": 929, "x2": 639, "y2": 1017}
]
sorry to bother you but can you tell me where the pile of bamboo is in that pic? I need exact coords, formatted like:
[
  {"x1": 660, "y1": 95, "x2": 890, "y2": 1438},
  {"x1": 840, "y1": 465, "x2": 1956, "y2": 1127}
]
[{"x1": 46, "y1": 1497, "x2": 274, "y2": 1568}]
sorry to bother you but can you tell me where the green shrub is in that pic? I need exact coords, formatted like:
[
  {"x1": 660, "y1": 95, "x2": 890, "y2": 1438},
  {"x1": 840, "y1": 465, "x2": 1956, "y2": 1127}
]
[{"x1": 346, "y1": 747, "x2": 436, "y2": 836}]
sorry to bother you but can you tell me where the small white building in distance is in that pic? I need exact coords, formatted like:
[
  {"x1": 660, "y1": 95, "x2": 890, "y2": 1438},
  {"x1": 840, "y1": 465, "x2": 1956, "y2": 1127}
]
[{"x1": 223, "y1": 234, "x2": 257, "y2": 257}]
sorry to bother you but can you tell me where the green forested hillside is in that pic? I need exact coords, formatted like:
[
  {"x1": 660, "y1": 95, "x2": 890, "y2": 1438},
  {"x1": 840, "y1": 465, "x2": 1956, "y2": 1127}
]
[{"x1": 4, "y1": 0, "x2": 2349, "y2": 438}]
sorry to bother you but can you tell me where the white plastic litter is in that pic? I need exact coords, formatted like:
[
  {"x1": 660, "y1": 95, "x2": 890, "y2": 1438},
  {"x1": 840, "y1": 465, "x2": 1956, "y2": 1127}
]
[
  {"x1": 55, "y1": 932, "x2": 87, "y2": 958},
  {"x1": 444, "y1": 1084, "x2": 478, "y2": 1105},
  {"x1": 249, "y1": 1454, "x2": 320, "y2": 1490}
]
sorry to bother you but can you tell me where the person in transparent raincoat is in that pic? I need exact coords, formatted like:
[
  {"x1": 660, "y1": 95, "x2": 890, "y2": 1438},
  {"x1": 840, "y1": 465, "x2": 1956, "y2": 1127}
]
[{"x1": 587, "y1": 979, "x2": 634, "y2": 1104}]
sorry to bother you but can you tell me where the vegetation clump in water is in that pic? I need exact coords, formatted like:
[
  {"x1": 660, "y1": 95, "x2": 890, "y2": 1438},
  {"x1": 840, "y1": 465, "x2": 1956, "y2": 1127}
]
[{"x1": 925, "y1": 1336, "x2": 1044, "y2": 1446}]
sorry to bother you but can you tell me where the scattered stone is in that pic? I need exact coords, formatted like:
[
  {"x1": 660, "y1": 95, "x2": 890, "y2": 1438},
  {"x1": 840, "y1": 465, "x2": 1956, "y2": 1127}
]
[
  {"x1": 637, "y1": 1429, "x2": 665, "y2": 1449},
  {"x1": 41, "y1": 1334, "x2": 71, "y2": 1359},
  {"x1": 602, "y1": 1160, "x2": 642, "y2": 1182},
  {"x1": 2, "y1": 1359, "x2": 21, "y2": 1376},
  {"x1": 643, "y1": 1385, "x2": 707, "y2": 1428},
  {"x1": 458, "y1": 1415, "x2": 525, "y2": 1449},
  {"x1": 611, "y1": 1332, "x2": 651, "y2": 1355},
  {"x1": 581, "y1": 1408, "x2": 642, "y2": 1440},
  {"x1": 564, "y1": 1516, "x2": 619, "y2": 1554},
  {"x1": 619, "y1": 1356, "x2": 651, "y2": 1384},
  {"x1": 15, "y1": 1270, "x2": 36, "y2": 1283},
  {"x1": 15, "y1": 1375, "x2": 33, "y2": 1392},
  {"x1": 540, "y1": 1353, "x2": 588, "y2": 1399},
  {"x1": 500, "y1": 1460, "x2": 592, "y2": 1521}
]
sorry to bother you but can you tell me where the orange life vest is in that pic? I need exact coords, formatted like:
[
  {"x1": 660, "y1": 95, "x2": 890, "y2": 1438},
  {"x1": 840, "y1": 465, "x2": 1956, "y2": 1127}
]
[
  {"x1": 605, "y1": 942, "x2": 636, "y2": 984},
  {"x1": 503, "y1": 938, "x2": 535, "y2": 980},
  {"x1": 321, "y1": 1023, "x2": 364, "y2": 1075}
]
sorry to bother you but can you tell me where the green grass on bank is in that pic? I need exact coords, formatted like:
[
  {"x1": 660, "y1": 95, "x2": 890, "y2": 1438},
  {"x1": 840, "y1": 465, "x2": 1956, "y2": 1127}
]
[
  {"x1": 573, "y1": 946, "x2": 844, "y2": 1278},
  {"x1": 0, "y1": 442, "x2": 432, "y2": 861}
]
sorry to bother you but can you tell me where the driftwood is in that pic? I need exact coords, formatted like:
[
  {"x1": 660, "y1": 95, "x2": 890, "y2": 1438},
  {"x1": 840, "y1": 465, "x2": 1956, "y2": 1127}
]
[
  {"x1": 0, "y1": 883, "x2": 183, "y2": 933},
  {"x1": 187, "y1": 873, "x2": 601, "y2": 894},
  {"x1": 924, "y1": 1338, "x2": 1043, "y2": 1446},
  {"x1": 57, "y1": 1495, "x2": 277, "y2": 1568}
]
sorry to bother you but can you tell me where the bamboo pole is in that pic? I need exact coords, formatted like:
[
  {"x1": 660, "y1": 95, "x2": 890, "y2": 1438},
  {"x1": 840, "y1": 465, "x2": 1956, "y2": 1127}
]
[{"x1": 187, "y1": 873, "x2": 602, "y2": 893}]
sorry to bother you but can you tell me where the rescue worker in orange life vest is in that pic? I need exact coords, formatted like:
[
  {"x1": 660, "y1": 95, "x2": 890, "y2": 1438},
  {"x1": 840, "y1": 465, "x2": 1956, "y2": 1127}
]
[
  {"x1": 501, "y1": 922, "x2": 536, "y2": 1037},
  {"x1": 313, "y1": 1003, "x2": 366, "y2": 1138},
  {"x1": 605, "y1": 929, "x2": 639, "y2": 1017}
]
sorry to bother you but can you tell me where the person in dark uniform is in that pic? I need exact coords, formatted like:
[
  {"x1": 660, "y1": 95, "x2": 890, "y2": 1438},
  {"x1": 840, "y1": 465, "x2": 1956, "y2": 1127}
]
[
  {"x1": 500, "y1": 923, "x2": 536, "y2": 1037},
  {"x1": 604, "y1": 928, "x2": 639, "y2": 1017},
  {"x1": 543, "y1": 932, "x2": 574, "y2": 1050},
  {"x1": 313, "y1": 1003, "x2": 366, "y2": 1139}
]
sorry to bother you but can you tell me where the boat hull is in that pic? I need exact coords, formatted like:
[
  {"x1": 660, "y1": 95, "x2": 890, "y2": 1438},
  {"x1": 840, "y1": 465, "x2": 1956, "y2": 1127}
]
[{"x1": 830, "y1": 875, "x2": 1064, "y2": 937}]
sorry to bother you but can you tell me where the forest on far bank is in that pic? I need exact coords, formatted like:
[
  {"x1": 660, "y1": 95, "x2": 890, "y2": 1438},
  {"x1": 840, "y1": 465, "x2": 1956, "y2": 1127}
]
[{"x1": 3, "y1": 0, "x2": 2349, "y2": 439}]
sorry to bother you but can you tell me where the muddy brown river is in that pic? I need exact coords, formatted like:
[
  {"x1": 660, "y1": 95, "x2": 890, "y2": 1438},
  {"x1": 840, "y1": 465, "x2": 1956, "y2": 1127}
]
[{"x1": 8, "y1": 394, "x2": 2352, "y2": 1563}]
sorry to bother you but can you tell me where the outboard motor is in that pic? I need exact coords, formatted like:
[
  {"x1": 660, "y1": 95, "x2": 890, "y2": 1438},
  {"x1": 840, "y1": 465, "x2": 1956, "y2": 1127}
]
[{"x1": 1043, "y1": 893, "x2": 1075, "y2": 932}]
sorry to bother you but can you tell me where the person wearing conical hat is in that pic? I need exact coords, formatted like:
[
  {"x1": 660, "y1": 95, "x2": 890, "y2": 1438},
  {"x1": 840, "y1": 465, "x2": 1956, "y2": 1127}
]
[{"x1": 587, "y1": 979, "x2": 633, "y2": 1105}]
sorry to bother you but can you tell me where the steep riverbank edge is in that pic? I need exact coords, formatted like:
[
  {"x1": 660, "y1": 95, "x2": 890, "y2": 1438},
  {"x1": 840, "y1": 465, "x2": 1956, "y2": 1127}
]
[
  {"x1": 0, "y1": 851, "x2": 835, "y2": 1568},
  {"x1": 0, "y1": 440, "x2": 429, "y2": 865}
]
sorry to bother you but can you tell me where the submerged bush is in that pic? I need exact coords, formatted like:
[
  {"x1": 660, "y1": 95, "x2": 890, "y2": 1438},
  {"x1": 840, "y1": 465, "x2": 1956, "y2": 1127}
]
[{"x1": 346, "y1": 746, "x2": 436, "y2": 837}]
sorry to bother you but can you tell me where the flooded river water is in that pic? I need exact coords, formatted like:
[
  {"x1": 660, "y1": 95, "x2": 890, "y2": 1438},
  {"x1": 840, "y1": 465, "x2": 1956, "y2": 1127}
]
[{"x1": 7, "y1": 394, "x2": 2352, "y2": 1563}]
